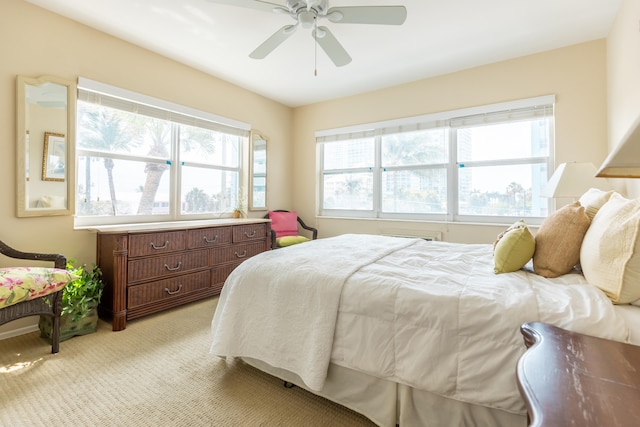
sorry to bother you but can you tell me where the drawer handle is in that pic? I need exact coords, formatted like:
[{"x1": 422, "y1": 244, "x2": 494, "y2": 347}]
[
  {"x1": 164, "y1": 261, "x2": 183, "y2": 271},
  {"x1": 164, "y1": 284, "x2": 183, "y2": 295},
  {"x1": 244, "y1": 230, "x2": 257, "y2": 238},
  {"x1": 150, "y1": 240, "x2": 169, "y2": 250},
  {"x1": 203, "y1": 235, "x2": 218, "y2": 244},
  {"x1": 235, "y1": 250, "x2": 248, "y2": 258}
]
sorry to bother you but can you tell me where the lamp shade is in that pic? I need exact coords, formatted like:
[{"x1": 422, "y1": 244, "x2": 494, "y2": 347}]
[
  {"x1": 597, "y1": 115, "x2": 640, "y2": 178},
  {"x1": 541, "y1": 162, "x2": 612, "y2": 198}
]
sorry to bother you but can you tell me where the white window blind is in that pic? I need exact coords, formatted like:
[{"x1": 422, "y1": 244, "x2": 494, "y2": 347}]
[
  {"x1": 316, "y1": 95, "x2": 555, "y2": 143},
  {"x1": 77, "y1": 77, "x2": 250, "y2": 137},
  {"x1": 449, "y1": 104, "x2": 554, "y2": 128}
]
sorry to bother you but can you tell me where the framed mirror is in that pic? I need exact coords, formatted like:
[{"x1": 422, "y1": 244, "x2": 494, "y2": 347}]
[
  {"x1": 16, "y1": 75, "x2": 76, "y2": 217},
  {"x1": 249, "y1": 130, "x2": 267, "y2": 210}
]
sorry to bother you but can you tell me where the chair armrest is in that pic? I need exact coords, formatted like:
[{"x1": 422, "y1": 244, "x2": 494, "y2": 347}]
[
  {"x1": 0, "y1": 239, "x2": 66, "y2": 269},
  {"x1": 296, "y1": 217, "x2": 318, "y2": 240}
]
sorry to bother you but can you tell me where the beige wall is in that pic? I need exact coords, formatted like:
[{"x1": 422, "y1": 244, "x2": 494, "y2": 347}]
[
  {"x1": 0, "y1": 0, "x2": 292, "y2": 335},
  {"x1": 607, "y1": 0, "x2": 640, "y2": 197},
  {"x1": 292, "y1": 40, "x2": 609, "y2": 243},
  {"x1": 2, "y1": 0, "x2": 632, "y2": 336}
]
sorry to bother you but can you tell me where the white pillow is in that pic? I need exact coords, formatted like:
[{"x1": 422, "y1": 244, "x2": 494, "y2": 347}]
[
  {"x1": 580, "y1": 192, "x2": 640, "y2": 304},
  {"x1": 578, "y1": 188, "x2": 615, "y2": 220}
]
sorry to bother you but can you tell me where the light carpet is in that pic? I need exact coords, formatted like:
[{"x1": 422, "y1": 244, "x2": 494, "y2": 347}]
[{"x1": 0, "y1": 297, "x2": 375, "y2": 427}]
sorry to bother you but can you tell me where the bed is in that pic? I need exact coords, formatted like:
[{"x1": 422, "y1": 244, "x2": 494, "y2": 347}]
[{"x1": 210, "y1": 191, "x2": 640, "y2": 426}]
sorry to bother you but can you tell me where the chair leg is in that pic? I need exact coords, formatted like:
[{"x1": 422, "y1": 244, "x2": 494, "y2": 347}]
[
  {"x1": 51, "y1": 291, "x2": 62, "y2": 354},
  {"x1": 51, "y1": 315, "x2": 60, "y2": 354}
]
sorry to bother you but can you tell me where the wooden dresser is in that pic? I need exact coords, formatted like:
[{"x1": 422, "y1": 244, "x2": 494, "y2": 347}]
[
  {"x1": 94, "y1": 219, "x2": 271, "y2": 331},
  {"x1": 516, "y1": 321, "x2": 640, "y2": 426}
]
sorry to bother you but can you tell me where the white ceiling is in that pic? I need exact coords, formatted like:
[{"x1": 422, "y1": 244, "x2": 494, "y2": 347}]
[{"x1": 26, "y1": 0, "x2": 621, "y2": 108}]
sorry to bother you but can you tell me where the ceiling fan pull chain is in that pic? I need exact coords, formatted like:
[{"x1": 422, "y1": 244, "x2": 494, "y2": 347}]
[{"x1": 314, "y1": 17, "x2": 318, "y2": 76}]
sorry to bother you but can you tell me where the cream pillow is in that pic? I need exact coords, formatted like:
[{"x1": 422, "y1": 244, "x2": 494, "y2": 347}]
[
  {"x1": 493, "y1": 220, "x2": 535, "y2": 274},
  {"x1": 533, "y1": 202, "x2": 591, "y2": 278},
  {"x1": 580, "y1": 192, "x2": 640, "y2": 304},
  {"x1": 578, "y1": 188, "x2": 615, "y2": 220}
]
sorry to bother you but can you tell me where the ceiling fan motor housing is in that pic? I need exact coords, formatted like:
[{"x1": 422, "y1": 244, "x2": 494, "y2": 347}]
[
  {"x1": 298, "y1": 10, "x2": 315, "y2": 28},
  {"x1": 287, "y1": 0, "x2": 328, "y2": 15}
]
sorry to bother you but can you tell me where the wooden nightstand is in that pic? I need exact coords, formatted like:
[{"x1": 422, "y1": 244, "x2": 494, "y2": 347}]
[{"x1": 516, "y1": 322, "x2": 640, "y2": 427}]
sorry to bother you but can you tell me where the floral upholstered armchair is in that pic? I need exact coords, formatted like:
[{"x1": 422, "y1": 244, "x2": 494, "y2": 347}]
[{"x1": 0, "y1": 239, "x2": 75, "y2": 353}]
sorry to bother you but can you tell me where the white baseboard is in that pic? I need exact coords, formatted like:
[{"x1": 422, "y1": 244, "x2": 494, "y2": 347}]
[{"x1": 0, "y1": 324, "x2": 39, "y2": 341}]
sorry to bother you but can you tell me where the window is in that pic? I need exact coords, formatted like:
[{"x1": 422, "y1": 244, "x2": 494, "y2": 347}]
[
  {"x1": 75, "y1": 78, "x2": 250, "y2": 227},
  {"x1": 318, "y1": 96, "x2": 554, "y2": 223},
  {"x1": 322, "y1": 138, "x2": 375, "y2": 211},
  {"x1": 250, "y1": 131, "x2": 268, "y2": 210}
]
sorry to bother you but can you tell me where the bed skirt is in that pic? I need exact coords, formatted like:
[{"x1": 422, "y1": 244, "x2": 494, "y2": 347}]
[{"x1": 241, "y1": 357, "x2": 526, "y2": 427}]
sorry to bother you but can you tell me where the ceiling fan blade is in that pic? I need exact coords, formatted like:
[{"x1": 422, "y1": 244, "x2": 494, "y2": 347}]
[
  {"x1": 250, "y1": 25, "x2": 297, "y2": 59},
  {"x1": 205, "y1": 0, "x2": 285, "y2": 14},
  {"x1": 326, "y1": 6, "x2": 407, "y2": 25},
  {"x1": 313, "y1": 26, "x2": 352, "y2": 67}
]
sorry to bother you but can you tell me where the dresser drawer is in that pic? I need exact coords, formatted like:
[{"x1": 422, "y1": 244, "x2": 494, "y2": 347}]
[
  {"x1": 127, "y1": 270, "x2": 211, "y2": 309},
  {"x1": 211, "y1": 242, "x2": 266, "y2": 264},
  {"x1": 129, "y1": 231, "x2": 186, "y2": 257},
  {"x1": 188, "y1": 227, "x2": 232, "y2": 249},
  {"x1": 233, "y1": 223, "x2": 267, "y2": 243},
  {"x1": 127, "y1": 249, "x2": 209, "y2": 283},
  {"x1": 211, "y1": 262, "x2": 243, "y2": 294},
  {"x1": 212, "y1": 262, "x2": 242, "y2": 286}
]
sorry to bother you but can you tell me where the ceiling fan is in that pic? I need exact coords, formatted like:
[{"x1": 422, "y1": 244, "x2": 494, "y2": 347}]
[{"x1": 207, "y1": 0, "x2": 407, "y2": 67}]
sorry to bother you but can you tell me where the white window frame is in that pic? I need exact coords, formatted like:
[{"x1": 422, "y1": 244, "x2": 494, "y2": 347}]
[
  {"x1": 317, "y1": 95, "x2": 555, "y2": 225},
  {"x1": 74, "y1": 78, "x2": 251, "y2": 228}
]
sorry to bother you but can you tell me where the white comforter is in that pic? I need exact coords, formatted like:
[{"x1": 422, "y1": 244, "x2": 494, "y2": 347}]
[{"x1": 210, "y1": 234, "x2": 629, "y2": 414}]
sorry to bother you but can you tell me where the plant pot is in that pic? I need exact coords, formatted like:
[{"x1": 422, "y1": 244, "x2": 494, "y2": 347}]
[{"x1": 39, "y1": 302, "x2": 99, "y2": 343}]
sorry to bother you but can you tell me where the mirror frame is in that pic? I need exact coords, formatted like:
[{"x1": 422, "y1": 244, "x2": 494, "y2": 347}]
[
  {"x1": 16, "y1": 75, "x2": 76, "y2": 217},
  {"x1": 249, "y1": 130, "x2": 268, "y2": 211}
]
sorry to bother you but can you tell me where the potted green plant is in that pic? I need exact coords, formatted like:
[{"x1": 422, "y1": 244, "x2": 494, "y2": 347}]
[
  {"x1": 233, "y1": 207, "x2": 245, "y2": 218},
  {"x1": 233, "y1": 188, "x2": 247, "y2": 218},
  {"x1": 39, "y1": 261, "x2": 104, "y2": 342}
]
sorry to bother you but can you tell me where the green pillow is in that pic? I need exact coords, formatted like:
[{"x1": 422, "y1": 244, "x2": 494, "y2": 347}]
[
  {"x1": 493, "y1": 221, "x2": 535, "y2": 274},
  {"x1": 276, "y1": 235, "x2": 310, "y2": 247}
]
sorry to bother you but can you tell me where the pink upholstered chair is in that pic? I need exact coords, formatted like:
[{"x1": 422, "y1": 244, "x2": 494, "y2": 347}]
[{"x1": 264, "y1": 210, "x2": 318, "y2": 249}]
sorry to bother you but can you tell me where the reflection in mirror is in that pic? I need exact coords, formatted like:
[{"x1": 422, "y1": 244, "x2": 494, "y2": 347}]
[
  {"x1": 16, "y1": 75, "x2": 75, "y2": 217},
  {"x1": 250, "y1": 130, "x2": 267, "y2": 210}
]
